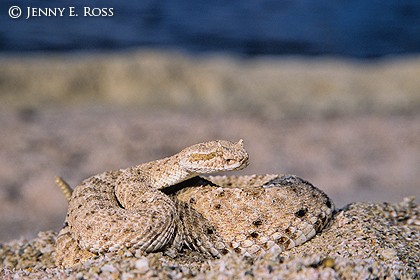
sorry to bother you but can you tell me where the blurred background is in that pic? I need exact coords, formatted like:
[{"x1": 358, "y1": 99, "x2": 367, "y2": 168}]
[
  {"x1": 1, "y1": 0, "x2": 420, "y2": 56},
  {"x1": 0, "y1": 1, "x2": 419, "y2": 242}
]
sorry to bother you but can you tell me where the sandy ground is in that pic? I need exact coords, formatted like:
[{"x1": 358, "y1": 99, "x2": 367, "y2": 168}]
[
  {"x1": 0, "y1": 51, "x2": 419, "y2": 278},
  {"x1": 1, "y1": 198, "x2": 418, "y2": 279}
]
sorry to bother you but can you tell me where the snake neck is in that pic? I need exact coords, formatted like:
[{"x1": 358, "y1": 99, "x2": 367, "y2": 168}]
[
  {"x1": 114, "y1": 154, "x2": 197, "y2": 209},
  {"x1": 143, "y1": 155, "x2": 198, "y2": 189},
  {"x1": 125, "y1": 154, "x2": 198, "y2": 190}
]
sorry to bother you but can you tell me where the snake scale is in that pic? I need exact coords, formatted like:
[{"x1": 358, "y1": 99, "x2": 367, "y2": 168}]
[{"x1": 54, "y1": 140, "x2": 334, "y2": 266}]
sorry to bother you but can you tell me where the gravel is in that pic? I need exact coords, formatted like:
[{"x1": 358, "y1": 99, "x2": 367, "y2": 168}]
[{"x1": 1, "y1": 198, "x2": 418, "y2": 279}]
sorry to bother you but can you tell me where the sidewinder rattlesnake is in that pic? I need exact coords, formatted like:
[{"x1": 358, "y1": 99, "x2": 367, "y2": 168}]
[{"x1": 55, "y1": 140, "x2": 334, "y2": 266}]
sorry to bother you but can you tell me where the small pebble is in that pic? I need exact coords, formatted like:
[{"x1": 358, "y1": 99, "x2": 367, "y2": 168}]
[
  {"x1": 101, "y1": 264, "x2": 117, "y2": 273},
  {"x1": 135, "y1": 258, "x2": 149, "y2": 274}
]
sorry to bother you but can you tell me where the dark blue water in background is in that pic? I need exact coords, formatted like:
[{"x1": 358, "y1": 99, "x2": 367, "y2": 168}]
[{"x1": 1, "y1": 0, "x2": 420, "y2": 58}]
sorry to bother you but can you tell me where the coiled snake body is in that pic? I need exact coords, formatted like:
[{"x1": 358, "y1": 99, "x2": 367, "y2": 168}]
[{"x1": 55, "y1": 140, "x2": 334, "y2": 266}]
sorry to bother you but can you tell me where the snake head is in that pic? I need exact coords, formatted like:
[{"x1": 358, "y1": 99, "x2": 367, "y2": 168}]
[{"x1": 179, "y1": 139, "x2": 249, "y2": 174}]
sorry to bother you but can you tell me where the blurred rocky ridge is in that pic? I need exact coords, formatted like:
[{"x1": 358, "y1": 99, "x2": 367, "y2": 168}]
[{"x1": 1, "y1": 50, "x2": 419, "y2": 118}]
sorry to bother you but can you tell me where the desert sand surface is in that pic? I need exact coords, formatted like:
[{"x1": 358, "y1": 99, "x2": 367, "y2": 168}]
[{"x1": 0, "y1": 51, "x2": 419, "y2": 278}]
